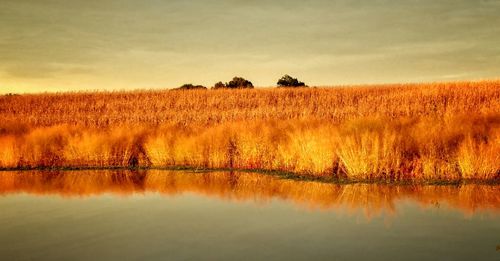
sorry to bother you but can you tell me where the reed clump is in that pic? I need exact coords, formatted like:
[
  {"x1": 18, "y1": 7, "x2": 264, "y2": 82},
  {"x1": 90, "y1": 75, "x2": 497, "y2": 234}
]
[{"x1": 0, "y1": 81, "x2": 499, "y2": 182}]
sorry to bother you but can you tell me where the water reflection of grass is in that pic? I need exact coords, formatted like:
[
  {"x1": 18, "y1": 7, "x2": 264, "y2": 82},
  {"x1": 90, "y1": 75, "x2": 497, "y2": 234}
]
[
  {"x1": 1, "y1": 166, "x2": 498, "y2": 185},
  {"x1": 0, "y1": 170, "x2": 498, "y2": 219}
]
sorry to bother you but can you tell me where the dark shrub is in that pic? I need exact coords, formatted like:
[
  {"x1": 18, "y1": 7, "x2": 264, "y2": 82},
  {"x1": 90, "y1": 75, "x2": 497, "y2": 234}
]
[
  {"x1": 173, "y1": 84, "x2": 207, "y2": 90},
  {"x1": 226, "y1": 77, "x2": 253, "y2": 89},
  {"x1": 212, "y1": 77, "x2": 254, "y2": 89},
  {"x1": 277, "y1": 75, "x2": 306, "y2": 87},
  {"x1": 213, "y1": 81, "x2": 226, "y2": 89}
]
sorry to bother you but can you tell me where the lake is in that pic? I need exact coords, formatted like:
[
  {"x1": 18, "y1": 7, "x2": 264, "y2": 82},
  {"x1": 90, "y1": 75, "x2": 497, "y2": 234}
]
[{"x1": 0, "y1": 170, "x2": 498, "y2": 260}]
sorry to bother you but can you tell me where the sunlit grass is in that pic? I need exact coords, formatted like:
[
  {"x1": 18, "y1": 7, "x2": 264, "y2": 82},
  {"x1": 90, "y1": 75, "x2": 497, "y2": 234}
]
[{"x1": 0, "y1": 80, "x2": 499, "y2": 181}]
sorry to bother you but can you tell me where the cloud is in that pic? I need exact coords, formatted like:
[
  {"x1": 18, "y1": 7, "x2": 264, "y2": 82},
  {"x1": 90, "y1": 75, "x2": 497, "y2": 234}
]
[
  {"x1": 1, "y1": 0, "x2": 499, "y2": 91},
  {"x1": 2, "y1": 63, "x2": 93, "y2": 79}
]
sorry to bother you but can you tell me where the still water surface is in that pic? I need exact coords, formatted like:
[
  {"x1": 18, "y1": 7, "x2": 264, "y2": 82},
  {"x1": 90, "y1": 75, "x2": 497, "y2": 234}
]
[{"x1": 0, "y1": 170, "x2": 499, "y2": 260}]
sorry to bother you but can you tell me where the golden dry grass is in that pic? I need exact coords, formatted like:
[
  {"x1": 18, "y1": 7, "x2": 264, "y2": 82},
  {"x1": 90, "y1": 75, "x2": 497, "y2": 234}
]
[{"x1": 0, "y1": 80, "x2": 499, "y2": 181}]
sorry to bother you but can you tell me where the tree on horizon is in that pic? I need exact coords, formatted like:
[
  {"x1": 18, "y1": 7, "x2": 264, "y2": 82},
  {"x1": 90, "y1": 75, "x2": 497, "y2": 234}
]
[
  {"x1": 277, "y1": 75, "x2": 306, "y2": 87},
  {"x1": 212, "y1": 77, "x2": 254, "y2": 89}
]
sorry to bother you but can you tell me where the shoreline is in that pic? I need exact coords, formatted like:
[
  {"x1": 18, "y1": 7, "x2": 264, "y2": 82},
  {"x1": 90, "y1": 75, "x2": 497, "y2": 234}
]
[{"x1": 2, "y1": 166, "x2": 499, "y2": 186}]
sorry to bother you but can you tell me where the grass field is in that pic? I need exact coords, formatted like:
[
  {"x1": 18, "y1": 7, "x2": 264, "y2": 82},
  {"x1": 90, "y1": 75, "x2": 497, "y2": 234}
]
[{"x1": 1, "y1": 81, "x2": 499, "y2": 182}]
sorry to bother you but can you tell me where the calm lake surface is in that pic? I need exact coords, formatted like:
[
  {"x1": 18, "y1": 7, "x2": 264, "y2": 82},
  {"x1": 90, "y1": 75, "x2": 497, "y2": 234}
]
[{"x1": 0, "y1": 170, "x2": 499, "y2": 261}]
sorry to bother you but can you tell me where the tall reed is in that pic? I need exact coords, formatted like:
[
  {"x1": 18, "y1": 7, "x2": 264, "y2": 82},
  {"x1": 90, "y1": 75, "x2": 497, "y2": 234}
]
[{"x1": 0, "y1": 81, "x2": 499, "y2": 181}]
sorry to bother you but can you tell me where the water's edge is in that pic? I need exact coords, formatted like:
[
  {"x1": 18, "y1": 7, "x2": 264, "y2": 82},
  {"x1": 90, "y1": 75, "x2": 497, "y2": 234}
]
[{"x1": 1, "y1": 166, "x2": 499, "y2": 186}]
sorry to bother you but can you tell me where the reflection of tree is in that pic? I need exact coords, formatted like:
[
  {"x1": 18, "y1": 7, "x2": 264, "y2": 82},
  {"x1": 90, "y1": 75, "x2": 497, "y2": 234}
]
[
  {"x1": 228, "y1": 171, "x2": 239, "y2": 191},
  {"x1": 0, "y1": 170, "x2": 498, "y2": 220}
]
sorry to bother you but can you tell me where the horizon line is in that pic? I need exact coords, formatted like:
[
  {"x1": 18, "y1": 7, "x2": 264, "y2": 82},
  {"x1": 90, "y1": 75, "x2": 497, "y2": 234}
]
[{"x1": 2, "y1": 78, "x2": 500, "y2": 95}]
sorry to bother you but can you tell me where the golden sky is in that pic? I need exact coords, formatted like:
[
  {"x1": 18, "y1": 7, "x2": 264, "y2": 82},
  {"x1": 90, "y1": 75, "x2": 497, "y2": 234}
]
[{"x1": 1, "y1": 0, "x2": 500, "y2": 93}]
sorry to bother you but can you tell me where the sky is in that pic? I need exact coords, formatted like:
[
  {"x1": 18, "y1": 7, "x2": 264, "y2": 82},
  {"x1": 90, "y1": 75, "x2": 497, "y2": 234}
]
[{"x1": 1, "y1": 0, "x2": 500, "y2": 93}]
